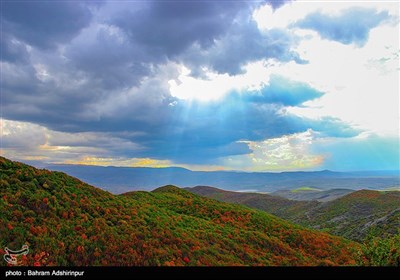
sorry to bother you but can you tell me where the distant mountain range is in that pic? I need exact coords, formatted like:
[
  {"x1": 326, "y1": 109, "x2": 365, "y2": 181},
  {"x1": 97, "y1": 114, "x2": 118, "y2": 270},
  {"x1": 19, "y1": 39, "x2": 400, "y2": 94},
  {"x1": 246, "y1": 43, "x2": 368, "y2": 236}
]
[{"x1": 42, "y1": 163, "x2": 400, "y2": 193}]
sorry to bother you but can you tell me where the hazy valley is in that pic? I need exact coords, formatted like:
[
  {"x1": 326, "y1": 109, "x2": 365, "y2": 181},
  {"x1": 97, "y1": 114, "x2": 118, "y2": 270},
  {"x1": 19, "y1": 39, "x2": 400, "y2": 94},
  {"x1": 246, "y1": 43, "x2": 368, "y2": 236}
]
[{"x1": 40, "y1": 163, "x2": 400, "y2": 194}]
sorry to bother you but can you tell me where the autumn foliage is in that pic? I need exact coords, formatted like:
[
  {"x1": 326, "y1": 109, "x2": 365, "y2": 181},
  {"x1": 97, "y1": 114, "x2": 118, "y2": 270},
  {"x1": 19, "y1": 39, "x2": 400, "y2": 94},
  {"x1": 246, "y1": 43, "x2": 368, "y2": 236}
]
[{"x1": 0, "y1": 156, "x2": 362, "y2": 266}]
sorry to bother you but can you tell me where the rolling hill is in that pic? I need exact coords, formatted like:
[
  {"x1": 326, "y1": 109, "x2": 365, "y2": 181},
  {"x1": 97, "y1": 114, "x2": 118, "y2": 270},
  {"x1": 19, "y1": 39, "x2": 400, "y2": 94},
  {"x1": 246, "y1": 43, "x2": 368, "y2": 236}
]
[
  {"x1": 304, "y1": 190, "x2": 400, "y2": 241},
  {"x1": 0, "y1": 156, "x2": 360, "y2": 266},
  {"x1": 271, "y1": 188, "x2": 354, "y2": 202},
  {"x1": 186, "y1": 186, "x2": 316, "y2": 221},
  {"x1": 188, "y1": 186, "x2": 400, "y2": 242}
]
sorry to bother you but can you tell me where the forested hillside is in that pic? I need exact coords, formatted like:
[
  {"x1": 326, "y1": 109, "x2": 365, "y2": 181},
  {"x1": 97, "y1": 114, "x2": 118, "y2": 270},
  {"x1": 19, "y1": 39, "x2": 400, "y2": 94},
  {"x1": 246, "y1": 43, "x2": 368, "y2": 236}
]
[
  {"x1": 1, "y1": 157, "x2": 358, "y2": 266},
  {"x1": 188, "y1": 186, "x2": 400, "y2": 242}
]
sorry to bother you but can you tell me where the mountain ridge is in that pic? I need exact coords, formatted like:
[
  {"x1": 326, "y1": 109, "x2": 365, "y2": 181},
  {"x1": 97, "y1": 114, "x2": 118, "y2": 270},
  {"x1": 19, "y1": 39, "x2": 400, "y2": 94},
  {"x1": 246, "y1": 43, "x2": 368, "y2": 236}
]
[{"x1": 37, "y1": 163, "x2": 400, "y2": 193}]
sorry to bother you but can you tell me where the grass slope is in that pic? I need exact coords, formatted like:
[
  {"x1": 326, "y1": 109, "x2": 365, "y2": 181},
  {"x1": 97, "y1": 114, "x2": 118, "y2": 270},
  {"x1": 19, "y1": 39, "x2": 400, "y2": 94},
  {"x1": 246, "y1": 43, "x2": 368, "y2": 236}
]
[{"x1": 0, "y1": 157, "x2": 358, "y2": 266}]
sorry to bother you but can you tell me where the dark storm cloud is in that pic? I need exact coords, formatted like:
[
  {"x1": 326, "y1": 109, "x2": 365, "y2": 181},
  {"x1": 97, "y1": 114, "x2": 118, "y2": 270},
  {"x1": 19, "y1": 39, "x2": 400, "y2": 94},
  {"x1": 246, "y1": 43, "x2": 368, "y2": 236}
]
[
  {"x1": 0, "y1": 33, "x2": 29, "y2": 63},
  {"x1": 1, "y1": 0, "x2": 359, "y2": 164},
  {"x1": 64, "y1": 24, "x2": 153, "y2": 89},
  {"x1": 112, "y1": 1, "x2": 253, "y2": 59},
  {"x1": 2, "y1": 59, "x2": 100, "y2": 127},
  {"x1": 67, "y1": 0, "x2": 300, "y2": 83},
  {"x1": 295, "y1": 7, "x2": 389, "y2": 47},
  {"x1": 183, "y1": 22, "x2": 307, "y2": 76},
  {"x1": 1, "y1": 63, "x2": 179, "y2": 133},
  {"x1": 59, "y1": 0, "x2": 264, "y2": 90},
  {"x1": 1, "y1": 1, "x2": 93, "y2": 49},
  {"x1": 2, "y1": 0, "x2": 299, "y2": 125},
  {"x1": 63, "y1": 0, "x2": 258, "y2": 86}
]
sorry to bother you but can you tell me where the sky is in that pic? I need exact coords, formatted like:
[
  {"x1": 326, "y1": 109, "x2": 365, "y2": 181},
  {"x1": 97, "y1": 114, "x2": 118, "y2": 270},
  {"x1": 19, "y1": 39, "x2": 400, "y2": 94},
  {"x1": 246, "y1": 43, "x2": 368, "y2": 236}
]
[{"x1": 1, "y1": 0, "x2": 399, "y2": 172}]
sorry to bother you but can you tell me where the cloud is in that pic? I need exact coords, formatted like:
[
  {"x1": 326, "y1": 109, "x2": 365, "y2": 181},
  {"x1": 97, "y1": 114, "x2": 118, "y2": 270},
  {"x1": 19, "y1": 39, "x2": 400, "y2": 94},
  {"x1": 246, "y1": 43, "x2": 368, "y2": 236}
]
[
  {"x1": 220, "y1": 131, "x2": 400, "y2": 172},
  {"x1": 246, "y1": 75, "x2": 323, "y2": 106},
  {"x1": 306, "y1": 117, "x2": 360, "y2": 138},
  {"x1": 2, "y1": 1, "x2": 394, "y2": 171},
  {"x1": 254, "y1": 2, "x2": 397, "y2": 31},
  {"x1": 295, "y1": 7, "x2": 389, "y2": 46},
  {"x1": 220, "y1": 129, "x2": 324, "y2": 171},
  {"x1": 1, "y1": 120, "x2": 47, "y2": 151},
  {"x1": 0, "y1": 34, "x2": 29, "y2": 63},
  {"x1": 268, "y1": 0, "x2": 292, "y2": 9},
  {"x1": 0, "y1": 119, "x2": 225, "y2": 171},
  {"x1": 2, "y1": 1, "x2": 93, "y2": 49},
  {"x1": 64, "y1": 24, "x2": 151, "y2": 89},
  {"x1": 253, "y1": 2, "x2": 399, "y2": 138},
  {"x1": 1, "y1": 0, "x2": 305, "y2": 115},
  {"x1": 311, "y1": 135, "x2": 400, "y2": 171},
  {"x1": 111, "y1": 1, "x2": 253, "y2": 59},
  {"x1": 279, "y1": 25, "x2": 399, "y2": 137},
  {"x1": 63, "y1": 0, "x2": 303, "y2": 86},
  {"x1": 63, "y1": 157, "x2": 174, "y2": 169},
  {"x1": 126, "y1": 83, "x2": 357, "y2": 164},
  {"x1": 181, "y1": 22, "x2": 306, "y2": 76},
  {"x1": 1, "y1": 1, "x2": 335, "y2": 165},
  {"x1": 0, "y1": 119, "x2": 143, "y2": 162},
  {"x1": 1, "y1": 69, "x2": 358, "y2": 165}
]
